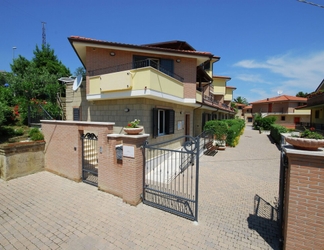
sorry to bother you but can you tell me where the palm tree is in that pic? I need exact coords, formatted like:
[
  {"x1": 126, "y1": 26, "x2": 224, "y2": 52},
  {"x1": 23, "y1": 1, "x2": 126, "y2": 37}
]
[{"x1": 233, "y1": 96, "x2": 249, "y2": 105}]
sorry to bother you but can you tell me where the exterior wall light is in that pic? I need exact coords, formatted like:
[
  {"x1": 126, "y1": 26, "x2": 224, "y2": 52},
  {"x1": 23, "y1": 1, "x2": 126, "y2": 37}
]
[
  {"x1": 110, "y1": 52, "x2": 115, "y2": 56},
  {"x1": 124, "y1": 108, "x2": 130, "y2": 112},
  {"x1": 176, "y1": 59, "x2": 181, "y2": 63}
]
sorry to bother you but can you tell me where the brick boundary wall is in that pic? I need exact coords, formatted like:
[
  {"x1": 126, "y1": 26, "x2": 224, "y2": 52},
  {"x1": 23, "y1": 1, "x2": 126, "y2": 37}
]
[
  {"x1": 283, "y1": 147, "x2": 324, "y2": 250},
  {"x1": 41, "y1": 120, "x2": 114, "y2": 182},
  {"x1": 41, "y1": 120, "x2": 149, "y2": 206}
]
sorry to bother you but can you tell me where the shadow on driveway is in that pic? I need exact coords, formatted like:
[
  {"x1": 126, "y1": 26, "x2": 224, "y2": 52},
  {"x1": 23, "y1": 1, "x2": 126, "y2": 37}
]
[{"x1": 247, "y1": 194, "x2": 280, "y2": 250}]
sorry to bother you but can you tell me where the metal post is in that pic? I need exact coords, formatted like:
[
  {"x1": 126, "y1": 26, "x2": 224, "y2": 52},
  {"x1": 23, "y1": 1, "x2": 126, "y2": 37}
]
[{"x1": 195, "y1": 136, "x2": 199, "y2": 222}]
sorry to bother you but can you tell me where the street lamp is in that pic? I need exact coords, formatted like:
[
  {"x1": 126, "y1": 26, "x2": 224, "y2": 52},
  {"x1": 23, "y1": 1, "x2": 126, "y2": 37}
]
[{"x1": 12, "y1": 46, "x2": 17, "y2": 60}]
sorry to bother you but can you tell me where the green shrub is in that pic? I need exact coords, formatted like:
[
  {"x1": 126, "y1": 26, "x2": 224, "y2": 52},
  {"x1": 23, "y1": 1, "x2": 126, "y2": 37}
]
[
  {"x1": 270, "y1": 124, "x2": 288, "y2": 144},
  {"x1": 253, "y1": 115, "x2": 276, "y2": 130},
  {"x1": 204, "y1": 120, "x2": 229, "y2": 140},
  {"x1": 0, "y1": 126, "x2": 15, "y2": 136},
  {"x1": 225, "y1": 119, "x2": 245, "y2": 147},
  {"x1": 14, "y1": 128, "x2": 24, "y2": 136},
  {"x1": 28, "y1": 127, "x2": 44, "y2": 141}
]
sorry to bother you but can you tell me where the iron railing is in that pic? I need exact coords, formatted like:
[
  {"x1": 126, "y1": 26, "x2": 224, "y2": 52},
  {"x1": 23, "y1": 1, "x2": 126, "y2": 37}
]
[
  {"x1": 88, "y1": 59, "x2": 184, "y2": 82},
  {"x1": 203, "y1": 94, "x2": 233, "y2": 112}
]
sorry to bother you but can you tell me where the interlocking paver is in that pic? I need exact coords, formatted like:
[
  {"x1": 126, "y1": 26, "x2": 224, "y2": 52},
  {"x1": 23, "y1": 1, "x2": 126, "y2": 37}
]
[{"x1": 0, "y1": 125, "x2": 280, "y2": 249}]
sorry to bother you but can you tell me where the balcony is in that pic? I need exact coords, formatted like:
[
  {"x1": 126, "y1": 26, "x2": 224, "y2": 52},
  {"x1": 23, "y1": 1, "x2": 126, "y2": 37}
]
[
  {"x1": 88, "y1": 67, "x2": 186, "y2": 104},
  {"x1": 307, "y1": 91, "x2": 324, "y2": 107},
  {"x1": 88, "y1": 59, "x2": 184, "y2": 82},
  {"x1": 202, "y1": 94, "x2": 233, "y2": 112}
]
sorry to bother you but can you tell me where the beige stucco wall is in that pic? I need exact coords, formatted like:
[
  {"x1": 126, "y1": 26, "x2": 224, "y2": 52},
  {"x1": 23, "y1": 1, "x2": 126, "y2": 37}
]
[
  {"x1": 0, "y1": 141, "x2": 45, "y2": 181},
  {"x1": 66, "y1": 82, "x2": 195, "y2": 147}
]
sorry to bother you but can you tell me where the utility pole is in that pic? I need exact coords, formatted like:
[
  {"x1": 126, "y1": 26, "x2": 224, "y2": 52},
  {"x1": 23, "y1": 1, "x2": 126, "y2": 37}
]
[{"x1": 42, "y1": 22, "x2": 46, "y2": 46}]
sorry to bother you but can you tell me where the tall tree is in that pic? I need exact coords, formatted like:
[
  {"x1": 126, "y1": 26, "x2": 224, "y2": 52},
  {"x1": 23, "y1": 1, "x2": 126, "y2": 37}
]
[
  {"x1": 74, "y1": 66, "x2": 86, "y2": 79},
  {"x1": 8, "y1": 44, "x2": 71, "y2": 125},
  {"x1": 296, "y1": 91, "x2": 309, "y2": 97}
]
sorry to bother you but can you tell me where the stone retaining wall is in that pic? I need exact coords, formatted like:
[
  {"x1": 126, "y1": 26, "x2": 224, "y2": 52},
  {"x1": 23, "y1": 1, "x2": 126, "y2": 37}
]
[{"x1": 0, "y1": 141, "x2": 45, "y2": 181}]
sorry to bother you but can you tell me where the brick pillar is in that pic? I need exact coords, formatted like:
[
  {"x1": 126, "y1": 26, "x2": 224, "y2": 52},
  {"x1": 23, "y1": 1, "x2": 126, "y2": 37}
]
[
  {"x1": 121, "y1": 135, "x2": 148, "y2": 206},
  {"x1": 283, "y1": 147, "x2": 324, "y2": 250},
  {"x1": 104, "y1": 134, "x2": 149, "y2": 206}
]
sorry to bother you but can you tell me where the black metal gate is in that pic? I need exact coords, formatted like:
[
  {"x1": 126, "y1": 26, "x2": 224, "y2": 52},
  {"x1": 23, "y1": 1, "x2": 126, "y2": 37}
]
[
  {"x1": 81, "y1": 133, "x2": 98, "y2": 186},
  {"x1": 143, "y1": 135, "x2": 201, "y2": 221},
  {"x1": 278, "y1": 148, "x2": 288, "y2": 248}
]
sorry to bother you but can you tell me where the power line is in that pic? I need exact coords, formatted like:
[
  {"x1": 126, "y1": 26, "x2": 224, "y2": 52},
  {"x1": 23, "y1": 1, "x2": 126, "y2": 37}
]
[{"x1": 297, "y1": 0, "x2": 324, "y2": 8}]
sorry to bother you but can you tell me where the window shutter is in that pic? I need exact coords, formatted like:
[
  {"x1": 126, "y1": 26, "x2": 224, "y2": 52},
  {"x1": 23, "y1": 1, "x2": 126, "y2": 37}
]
[
  {"x1": 165, "y1": 109, "x2": 175, "y2": 134},
  {"x1": 73, "y1": 108, "x2": 80, "y2": 121},
  {"x1": 152, "y1": 108, "x2": 158, "y2": 138}
]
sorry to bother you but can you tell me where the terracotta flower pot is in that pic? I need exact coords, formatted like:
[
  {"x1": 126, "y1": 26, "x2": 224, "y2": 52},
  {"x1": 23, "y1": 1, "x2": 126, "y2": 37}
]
[
  {"x1": 285, "y1": 136, "x2": 324, "y2": 151},
  {"x1": 123, "y1": 127, "x2": 143, "y2": 135}
]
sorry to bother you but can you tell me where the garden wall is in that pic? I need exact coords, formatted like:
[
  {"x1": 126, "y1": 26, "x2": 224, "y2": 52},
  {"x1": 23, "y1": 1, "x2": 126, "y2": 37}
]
[{"x1": 0, "y1": 141, "x2": 45, "y2": 181}]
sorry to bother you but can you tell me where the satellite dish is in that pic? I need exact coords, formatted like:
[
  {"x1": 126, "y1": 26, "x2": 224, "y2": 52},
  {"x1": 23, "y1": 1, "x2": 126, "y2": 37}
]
[
  {"x1": 72, "y1": 75, "x2": 83, "y2": 91},
  {"x1": 277, "y1": 90, "x2": 283, "y2": 96}
]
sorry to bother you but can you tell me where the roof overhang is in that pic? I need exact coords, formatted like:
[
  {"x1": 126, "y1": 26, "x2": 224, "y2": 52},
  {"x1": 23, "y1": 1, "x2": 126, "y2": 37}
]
[{"x1": 68, "y1": 36, "x2": 218, "y2": 69}]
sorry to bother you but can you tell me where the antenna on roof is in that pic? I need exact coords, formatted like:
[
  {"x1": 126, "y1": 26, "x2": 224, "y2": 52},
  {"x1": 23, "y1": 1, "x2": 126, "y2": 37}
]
[{"x1": 277, "y1": 90, "x2": 283, "y2": 96}]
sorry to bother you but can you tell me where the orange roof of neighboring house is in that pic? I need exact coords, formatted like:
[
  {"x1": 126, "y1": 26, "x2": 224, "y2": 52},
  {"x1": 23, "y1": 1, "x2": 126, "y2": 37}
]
[
  {"x1": 235, "y1": 103, "x2": 246, "y2": 107},
  {"x1": 68, "y1": 36, "x2": 219, "y2": 58},
  {"x1": 251, "y1": 95, "x2": 307, "y2": 104},
  {"x1": 243, "y1": 105, "x2": 252, "y2": 109}
]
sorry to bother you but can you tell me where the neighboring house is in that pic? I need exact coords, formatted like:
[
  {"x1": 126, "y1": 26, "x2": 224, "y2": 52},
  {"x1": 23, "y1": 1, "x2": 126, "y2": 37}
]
[
  {"x1": 299, "y1": 79, "x2": 324, "y2": 130},
  {"x1": 233, "y1": 103, "x2": 246, "y2": 119},
  {"x1": 66, "y1": 36, "x2": 235, "y2": 145},
  {"x1": 242, "y1": 105, "x2": 253, "y2": 123},
  {"x1": 251, "y1": 95, "x2": 310, "y2": 129}
]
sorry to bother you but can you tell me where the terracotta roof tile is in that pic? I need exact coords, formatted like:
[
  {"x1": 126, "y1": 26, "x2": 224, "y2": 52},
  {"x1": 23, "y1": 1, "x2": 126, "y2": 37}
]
[{"x1": 251, "y1": 95, "x2": 307, "y2": 104}]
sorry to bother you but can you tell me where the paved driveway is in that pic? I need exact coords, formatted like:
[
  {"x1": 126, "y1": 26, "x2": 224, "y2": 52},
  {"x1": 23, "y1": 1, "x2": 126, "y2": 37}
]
[{"x1": 0, "y1": 125, "x2": 281, "y2": 249}]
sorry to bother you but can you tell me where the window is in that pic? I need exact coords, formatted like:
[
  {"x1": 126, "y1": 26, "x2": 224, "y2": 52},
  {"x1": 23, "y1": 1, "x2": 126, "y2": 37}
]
[
  {"x1": 315, "y1": 110, "x2": 320, "y2": 119},
  {"x1": 152, "y1": 108, "x2": 175, "y2": 137},
  {"x1": 73, "y1": 108, "x2": 80, "y2": 121},
  {"x1": 281, "y1": 116, "x2": 285, "y2": 121}
]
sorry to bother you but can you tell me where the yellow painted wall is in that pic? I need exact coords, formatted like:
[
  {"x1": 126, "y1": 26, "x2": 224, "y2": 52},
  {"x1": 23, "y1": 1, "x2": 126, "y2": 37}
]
[
  {"x1": 225, "y1": 88, "x2": 233, "y2": 101},
  {"x1": 212, "y1": 78, "x2": 226, "y2": 94},
  {"x1": 89, "y1": 76, "x2": 101, "y2": 95},
  {"x1": 196, "y1": 91, "x2": 202, "y2": 103},
  {"x1": 131, "y1": 68, "x2": 184, "y2": 98}
]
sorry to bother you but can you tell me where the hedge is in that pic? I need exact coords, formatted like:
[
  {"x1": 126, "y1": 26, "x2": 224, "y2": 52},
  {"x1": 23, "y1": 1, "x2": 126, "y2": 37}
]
[
  {"x1": 225, "y1": 119, "x2": 245, "y2": 147},
  {"x1": 270, "y1": 124, "x2": 288, "y2": 144}
]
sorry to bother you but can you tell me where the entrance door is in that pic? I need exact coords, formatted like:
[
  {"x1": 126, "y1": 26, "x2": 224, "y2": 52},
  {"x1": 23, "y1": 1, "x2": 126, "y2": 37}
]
[
  {"x1": 81, "y1": 132, "x2": 98, "y2": 186},
  {"x1": 268, "y1": 103, "x2": 273, "y2": 113},
  {"x1": 294, "y1": 117, "x2": 300, "y2": 125}
]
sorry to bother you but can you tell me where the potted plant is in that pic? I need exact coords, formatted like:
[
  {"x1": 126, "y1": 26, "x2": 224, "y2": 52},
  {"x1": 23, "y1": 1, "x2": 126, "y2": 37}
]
[
  {"x1": 284, "y1": 127, "x2": 324, "y2": 151},
  {"x1": 123, "y1": 119, "x2": 143, "y2": 135}
]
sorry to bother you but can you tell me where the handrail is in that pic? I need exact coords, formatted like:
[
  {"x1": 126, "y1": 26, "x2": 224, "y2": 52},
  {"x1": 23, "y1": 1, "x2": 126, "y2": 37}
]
[{"x1": 88, "y1": 59, "x2": 184, "y2": 82}]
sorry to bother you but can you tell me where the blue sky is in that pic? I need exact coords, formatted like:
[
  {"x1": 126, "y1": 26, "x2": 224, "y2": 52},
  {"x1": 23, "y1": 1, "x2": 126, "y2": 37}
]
[{"x1": 1, "y1": 0, "x2": 324, "y2": 103}]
